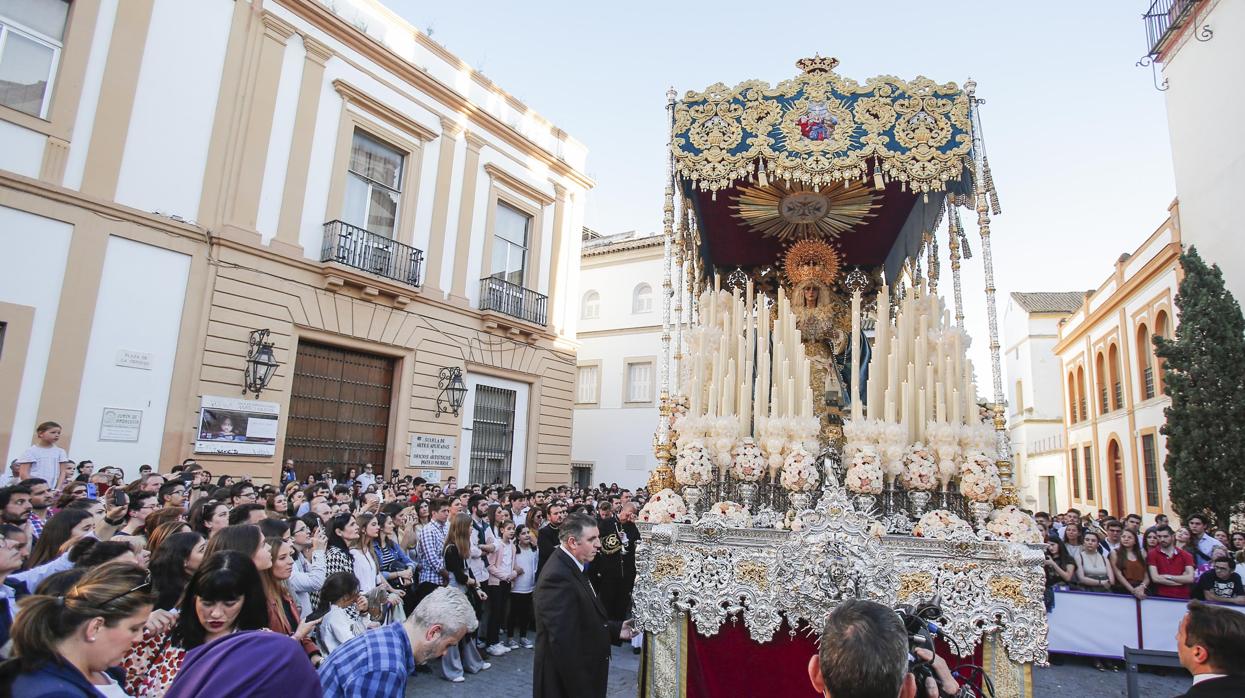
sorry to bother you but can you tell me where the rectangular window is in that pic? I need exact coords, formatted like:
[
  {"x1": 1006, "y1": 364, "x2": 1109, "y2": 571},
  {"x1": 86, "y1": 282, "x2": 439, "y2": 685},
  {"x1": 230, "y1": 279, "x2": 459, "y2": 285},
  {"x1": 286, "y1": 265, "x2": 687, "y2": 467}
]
[
  {"x1": 1083, "y1": 446, "x2": 1094, "y2": 500},
  {"x1": 1070, "y1": 448, "x2": 1080, "y2": 499},
  {"x1": 1143, "y1": 366, "x2": 1155, "y2": 400},
  {"x1": 570, "y1": 462, "x2": 593, "y2": 489},
  {"x1": 1141, "y1": 434, "x2": 1159, "y2": 508},
  {"x1": 343, "y1": 130, "x2": 404, "y2": 238},
  {"x1": 575, "y1": 365, "x2": 599, "y2": 405},
  {"x1": 468, "y1": 385, "x2": 516, "y2": 486},
  {"x1": 0, "y1": 0, "x2": 69, "y2": 118},
  {"x1": 490, "y1": 202, "x2": 530, "y2": 286},
  {"x1": 625, "y1": 361, "x2": 652, "y2": 404}
]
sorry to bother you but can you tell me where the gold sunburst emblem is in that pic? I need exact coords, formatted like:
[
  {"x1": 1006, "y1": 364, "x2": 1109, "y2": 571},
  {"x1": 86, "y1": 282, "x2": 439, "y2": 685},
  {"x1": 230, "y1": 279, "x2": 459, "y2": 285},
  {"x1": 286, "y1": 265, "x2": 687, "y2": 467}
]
[
  {"x1": 732, "y1": 181, "x2": 878, "y2": 242},
  {"x1": 783, "y1": 239, "x2": 843, "y2": 288}
]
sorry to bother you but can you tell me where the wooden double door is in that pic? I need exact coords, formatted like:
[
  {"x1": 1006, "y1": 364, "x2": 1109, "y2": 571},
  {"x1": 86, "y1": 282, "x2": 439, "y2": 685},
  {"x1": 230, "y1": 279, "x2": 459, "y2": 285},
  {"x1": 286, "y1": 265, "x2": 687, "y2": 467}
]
[{"x1": 284, "y1": 341, "x2": 394, "y2": 482}]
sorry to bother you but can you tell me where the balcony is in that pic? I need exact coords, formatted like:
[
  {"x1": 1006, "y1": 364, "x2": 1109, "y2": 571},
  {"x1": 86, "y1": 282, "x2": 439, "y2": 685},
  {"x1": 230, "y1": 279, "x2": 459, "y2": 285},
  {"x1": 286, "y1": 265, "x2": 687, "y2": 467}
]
[
  {"x1": 480, "y1": 276, "x2": 547, "y2": 327},
  {"x1": 321, "y1": 220, "x2": 423, "y2": 288},
  {"x1": 1142, "y1": 0, "x2": 1201, "y2": 58}
]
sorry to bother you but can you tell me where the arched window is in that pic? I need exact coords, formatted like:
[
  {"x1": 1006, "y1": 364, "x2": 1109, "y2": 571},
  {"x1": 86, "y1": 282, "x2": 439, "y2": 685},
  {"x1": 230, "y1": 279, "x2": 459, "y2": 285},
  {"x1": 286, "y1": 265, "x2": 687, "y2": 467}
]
[
  {"x1": 1076, "y1": 366, "x2": 1088, "y2": 422},
  {"x1": 1095, "y1": 352, "x2": 1108, "y2": 414},
  {"x1": 1154, "y1": 311, "x2": 1170, "y2": 394},
  {"x1": 1067, "y1": 373, "x2": 1079, "y2": 422},
  {"x1": 581, "y1": 290, "x2": 600, "y2": 320},
  {"x1": 1108, "y1": 344, "x2": 1122, "y2": 410},
  {"x1": 1137, "y1": 324, "x2": 1154, "y2": 400},
  {"x1": 632, "y1": 283, "x2": 653, "y2": 314}
]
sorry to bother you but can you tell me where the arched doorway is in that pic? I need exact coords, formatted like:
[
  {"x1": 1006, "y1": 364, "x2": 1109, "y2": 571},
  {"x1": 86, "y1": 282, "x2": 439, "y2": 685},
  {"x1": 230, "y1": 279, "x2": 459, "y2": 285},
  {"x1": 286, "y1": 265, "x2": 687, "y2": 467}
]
[{"x1": 1107, "y1": 439, "x2": 1125, "y2": 517}]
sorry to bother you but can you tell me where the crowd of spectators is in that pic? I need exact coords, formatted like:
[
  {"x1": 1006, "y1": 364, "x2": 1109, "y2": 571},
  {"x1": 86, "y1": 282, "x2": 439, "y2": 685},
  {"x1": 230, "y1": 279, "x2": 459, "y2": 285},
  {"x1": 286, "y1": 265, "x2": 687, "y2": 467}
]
[{"x1": 0, "y1": 421, "x2": 650, "y2": 696}]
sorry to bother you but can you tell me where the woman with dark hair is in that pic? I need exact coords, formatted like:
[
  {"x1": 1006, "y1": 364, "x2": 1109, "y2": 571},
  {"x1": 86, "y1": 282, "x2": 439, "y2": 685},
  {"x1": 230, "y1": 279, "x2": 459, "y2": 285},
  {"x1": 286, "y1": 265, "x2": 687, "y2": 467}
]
[
  {"x1": 25, "y1": 508, "x2": 95, "y2": 569},
  {"x1": 309, "y1": 513, "x2": 360, "y2": 615},
  {"x1": 203, "y1": 525, "x2": 273, "y2": 572},
  {"x1": 374, "y1": 512, "x2": 416, "y2": 614},
  {"x1": 287, "y1": 514, "x2": 326, "y2": 617},
  {"x1": 122, "y1": 551, "x2": 268, "y2": 696},
  {"x1": 72, "y1": 539, "x2": 140, "y2": 569},
  {"x1": 312, "y1": 571, "x2": 368, "y2": 655},
  {"x1": 265, "y1": 492, "x2": 289, "y2": 518},
  {"x1": 51, "y1": 481, "x2": 89, "y2": 513},
  {"x1": 187, "y1": 500, "x2": 229, "y2": 538},
  {"x1": 1110, "y1": 528, "x2": 1150, "y2": 599},
  {"x1": 2, "y1": 562, "x2": 153, "y2": 697},
  {"x1": 150, "y1": 532, "x2": 207, "y2": 610},
  {"x1": 259, "y1": 535, "x2": 322, "y2": 665}
]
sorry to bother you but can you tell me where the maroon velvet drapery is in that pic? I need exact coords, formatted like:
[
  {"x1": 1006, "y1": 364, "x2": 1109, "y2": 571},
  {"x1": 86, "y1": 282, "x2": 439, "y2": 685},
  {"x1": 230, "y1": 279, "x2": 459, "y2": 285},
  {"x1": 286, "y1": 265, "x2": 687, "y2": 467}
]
[{"x1": 682, "y1": 618, "x2": 983, "y2": 698}]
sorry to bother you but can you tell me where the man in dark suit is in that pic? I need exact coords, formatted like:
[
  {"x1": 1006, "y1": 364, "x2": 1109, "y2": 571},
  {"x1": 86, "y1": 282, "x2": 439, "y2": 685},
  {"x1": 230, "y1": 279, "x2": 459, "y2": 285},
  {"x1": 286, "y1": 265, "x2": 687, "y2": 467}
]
[
  {"x1": 1172, "y1": 600, "x2": 1245, "y2": 698},
  {"x1": 536, "y1": 502, "x2": 566, "y2": 580},
  {"x1": 533, "y1": 512, "x2": 634, "y2": 698}
]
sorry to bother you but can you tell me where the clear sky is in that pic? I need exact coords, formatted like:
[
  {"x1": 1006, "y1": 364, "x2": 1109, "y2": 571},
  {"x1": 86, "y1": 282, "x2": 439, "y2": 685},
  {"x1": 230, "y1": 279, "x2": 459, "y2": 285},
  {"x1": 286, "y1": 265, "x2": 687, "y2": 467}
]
[{"x1": 389, "y1": 0, "x2": 1176, "y2": 392}]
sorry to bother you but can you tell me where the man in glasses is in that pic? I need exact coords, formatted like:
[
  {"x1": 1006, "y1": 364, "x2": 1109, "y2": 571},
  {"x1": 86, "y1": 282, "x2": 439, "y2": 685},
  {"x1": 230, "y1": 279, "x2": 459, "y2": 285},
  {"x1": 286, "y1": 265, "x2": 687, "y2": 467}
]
[{"x1": 229, "y1": 481, "x2": 258, "y2": 507}]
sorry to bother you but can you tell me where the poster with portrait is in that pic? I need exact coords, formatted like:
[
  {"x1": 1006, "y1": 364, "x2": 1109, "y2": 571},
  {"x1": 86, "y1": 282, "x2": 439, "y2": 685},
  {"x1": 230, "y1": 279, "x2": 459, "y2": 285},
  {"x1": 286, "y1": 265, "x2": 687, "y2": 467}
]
[{"x1": 194, "y1": 395, "x2": 280, "y2": 456}]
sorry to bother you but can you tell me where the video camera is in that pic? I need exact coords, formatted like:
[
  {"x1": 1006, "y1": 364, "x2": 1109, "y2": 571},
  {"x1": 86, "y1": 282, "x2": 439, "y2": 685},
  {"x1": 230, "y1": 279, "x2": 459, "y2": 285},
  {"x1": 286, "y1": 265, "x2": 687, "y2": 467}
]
[{"x1": 895, "y1": 599, "x2": 943, "y2": 689}]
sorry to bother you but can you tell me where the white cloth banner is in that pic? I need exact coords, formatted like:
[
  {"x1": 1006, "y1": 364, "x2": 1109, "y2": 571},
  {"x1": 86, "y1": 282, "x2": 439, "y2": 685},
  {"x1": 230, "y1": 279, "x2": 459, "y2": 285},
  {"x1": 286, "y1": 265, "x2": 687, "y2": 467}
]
[
  {"x1": 1048, "y1": 590, "x2": 1245, "y2": 659},
  {"x1": 1048, "y1": 590, "x2": 1138, "y2": 658}
]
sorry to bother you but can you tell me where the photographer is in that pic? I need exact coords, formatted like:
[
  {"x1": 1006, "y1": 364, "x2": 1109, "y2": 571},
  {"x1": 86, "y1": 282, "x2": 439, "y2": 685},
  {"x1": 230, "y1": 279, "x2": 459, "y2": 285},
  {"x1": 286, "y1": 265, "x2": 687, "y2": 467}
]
[{"x1": 808, "y1": 599, "x2": 960, "y2": 698}]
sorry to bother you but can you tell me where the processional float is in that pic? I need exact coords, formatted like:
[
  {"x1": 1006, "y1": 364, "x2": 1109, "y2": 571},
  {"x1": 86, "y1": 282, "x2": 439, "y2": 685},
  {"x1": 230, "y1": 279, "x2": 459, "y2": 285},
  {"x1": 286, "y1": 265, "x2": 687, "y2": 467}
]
[{"x1": 633, "y1": 57, "x2": 1046, "y2": 698}]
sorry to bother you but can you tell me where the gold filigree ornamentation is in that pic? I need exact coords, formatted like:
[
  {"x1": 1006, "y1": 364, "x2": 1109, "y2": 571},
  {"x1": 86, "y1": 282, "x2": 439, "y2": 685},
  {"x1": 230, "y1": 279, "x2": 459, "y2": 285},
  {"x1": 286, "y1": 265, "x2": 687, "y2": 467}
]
[
  {"x1": 652, "y1": 554, "x2": 687, "y2": 582},
  {"x1": 898, "y1": 572, "x2": 934, "y2": 601},
  {"x1": 672, "y1": 60, "x2": 972, "y2": 195},
  {"x1": 735, "y1": 560, "x2": 770, "y2": 590},
  {"x1": 732, "y1": 181, "x2": 879, "y2": 242},
  {"x1": 988, "y1": 576, "x2": 1027, "y2": 606}
]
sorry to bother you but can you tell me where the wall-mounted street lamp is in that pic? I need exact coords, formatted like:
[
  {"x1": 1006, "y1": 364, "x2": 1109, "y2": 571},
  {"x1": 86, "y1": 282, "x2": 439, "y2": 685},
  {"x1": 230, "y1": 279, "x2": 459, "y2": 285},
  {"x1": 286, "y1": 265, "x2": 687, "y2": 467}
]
[
  {"x1": 436, "y1": 367, "x2": 468, "y2": 418},
  {"x1": 243, "y1": 329, "x2": 278, "y2": 398}
]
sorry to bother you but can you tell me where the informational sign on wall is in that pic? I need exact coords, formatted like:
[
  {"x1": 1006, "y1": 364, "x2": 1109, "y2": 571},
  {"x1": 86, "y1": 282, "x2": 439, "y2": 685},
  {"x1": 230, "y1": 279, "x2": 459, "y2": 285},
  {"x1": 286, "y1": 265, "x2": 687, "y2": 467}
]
[
  {"x1": 195, "y1": 395, "x2": 280, "y2": 456},
  {"x1": 115, "y1": 350, "x2": 153, "y2": 370},
  {"x1": 410, "y1": 433, "x2": 456, "y2": 471},
  {"x1": 99, "y1": 407, "x2": 142, "y2": 442}
]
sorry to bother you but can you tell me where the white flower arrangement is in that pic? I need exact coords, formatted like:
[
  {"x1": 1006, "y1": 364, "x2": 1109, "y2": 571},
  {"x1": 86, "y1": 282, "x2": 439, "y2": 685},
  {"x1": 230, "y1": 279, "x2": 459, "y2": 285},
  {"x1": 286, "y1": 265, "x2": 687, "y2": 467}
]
[
  {"x1": 901, "y1": 443, "x2": 939, "y2": 491},
  {"x1": 730, "y1": 438, "x2": 766, "y2": 482},
  {"x1": 710, "y1": 416, "x2": 740, "y2": 469},
  {"x1": 780, "y1": 447, "x2": 820, "y2": 492},
  {"x1": 845, "y1": 446, "x2": 884, "y2": 495},
  {"x1": 639, "y1": 488, "x2": 688, "y2": 524},
  {"x1": 987, "y1": 505, "x2": 1043, "y2": 544},
  {"x1": 675, "y1": 440, "x2": 714, "y2": 486},
  {"x1": 912, "y1": 509, "x2": 973, "y2": 539},
  {"x1": 924, "y1": 421, "x2": 961, "y2": 487},
  {"x1": 958, "y1": 452, "x2": 1001, "y2": 503},
  {"x1": 878, "y1": 422, "x2": 908, "y2": 482},
  {"x1": 756, "y1": 418, "x2": 787, "y2": 477},
  {"x1": 706, "y1": 500, "x2": 752, "y2": 528},
  {"x1": 959, "y1": 421, "x2": 995, "y2": 456}
]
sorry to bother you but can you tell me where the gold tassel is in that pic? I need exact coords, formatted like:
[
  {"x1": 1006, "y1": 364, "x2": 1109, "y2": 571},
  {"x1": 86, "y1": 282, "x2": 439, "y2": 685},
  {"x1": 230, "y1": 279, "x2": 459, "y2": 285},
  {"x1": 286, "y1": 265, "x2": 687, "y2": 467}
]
[
  {"x1": 874, "y1": 171, "x2": 885, "y2": 190},
  {"x1": 758, "y1": 161, "x2": 768, "y2": 188}
]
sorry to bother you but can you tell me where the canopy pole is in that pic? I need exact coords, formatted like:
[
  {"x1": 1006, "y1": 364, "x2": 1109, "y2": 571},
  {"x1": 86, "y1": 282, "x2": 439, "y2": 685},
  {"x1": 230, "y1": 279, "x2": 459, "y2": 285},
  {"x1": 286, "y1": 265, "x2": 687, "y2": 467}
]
[
  {"x1": 946, "y1": 199, "x2": 965, "y2": 326},
  {"x1": 653, "y1": 87, "x2": 678, "y2": 480},
  {"x1": 966, "y1": 79, "x2": 1014, "y2": 489}
]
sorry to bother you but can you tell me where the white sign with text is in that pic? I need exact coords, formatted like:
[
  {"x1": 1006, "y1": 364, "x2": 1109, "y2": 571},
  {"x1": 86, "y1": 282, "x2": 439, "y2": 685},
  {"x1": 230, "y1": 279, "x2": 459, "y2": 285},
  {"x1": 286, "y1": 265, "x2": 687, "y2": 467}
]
[{"x1": 410, "y1": 433, "x2": 456, "y2": 471}]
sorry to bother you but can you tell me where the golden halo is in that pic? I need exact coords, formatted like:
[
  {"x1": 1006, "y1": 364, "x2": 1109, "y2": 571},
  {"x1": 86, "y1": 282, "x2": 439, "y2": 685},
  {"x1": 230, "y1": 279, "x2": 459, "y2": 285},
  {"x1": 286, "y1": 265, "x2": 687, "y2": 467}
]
[
  {"x1": 732, "y1": 180, "x2": 879, "y2": 242},
  {"x1": 784, "y1": 239, "x2": 842, "y2": 288}
]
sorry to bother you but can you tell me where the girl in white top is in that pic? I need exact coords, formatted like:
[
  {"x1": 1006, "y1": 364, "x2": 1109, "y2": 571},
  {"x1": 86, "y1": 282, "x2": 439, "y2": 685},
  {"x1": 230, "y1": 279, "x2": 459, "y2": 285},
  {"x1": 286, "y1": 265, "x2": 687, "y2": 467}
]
[
  {"x1": 507, "y1": 525, "x2": 539, "y2": 649},
  {"x1": 314, "y1": 571, "x2": 370, "y2": 655},
  {"x1": 16, "y1": 421, "x2": 71, "y2": 489}
]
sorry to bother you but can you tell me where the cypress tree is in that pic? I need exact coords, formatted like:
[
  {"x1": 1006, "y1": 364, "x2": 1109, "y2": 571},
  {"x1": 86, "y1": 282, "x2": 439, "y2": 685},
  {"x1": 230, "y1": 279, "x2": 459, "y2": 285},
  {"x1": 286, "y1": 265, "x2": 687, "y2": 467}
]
[{"x1": 1155, "y1": 247, "x2": 1245, "y2": 527}]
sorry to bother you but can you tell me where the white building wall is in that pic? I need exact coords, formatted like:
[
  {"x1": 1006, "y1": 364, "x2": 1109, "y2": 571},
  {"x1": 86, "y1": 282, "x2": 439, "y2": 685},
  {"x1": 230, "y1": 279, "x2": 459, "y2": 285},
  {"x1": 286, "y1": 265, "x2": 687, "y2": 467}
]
[
  {"x1": 0, "y1": 121, "x2": 45, "y2": 179},
  {"x1": 113, "y1": 0, "x2": 233, "y2": 222},
  {"x1": 69, "y1": 237, "x2": 191, "y2": 478},
  {"x1": 572, "y1": 243, "x2": 665, "y2": 489},
  {"x1": 256, "y1": 34, "x2": 307, "y2": 242},
  {"x1": 1162, "y1": 0, "x2": 1245, "y2": 303},
  {"x1": 62, "y1": 0, "x2": 119, "y2": 191},
  {"x1": 0, "y1": 207, "x2": 73, "y2": 466}
]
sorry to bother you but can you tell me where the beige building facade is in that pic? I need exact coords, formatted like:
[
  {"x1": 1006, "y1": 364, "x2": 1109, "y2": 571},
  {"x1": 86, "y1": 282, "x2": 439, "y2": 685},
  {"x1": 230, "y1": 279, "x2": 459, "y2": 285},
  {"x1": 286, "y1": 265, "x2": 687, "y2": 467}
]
[
  {"x1": 0, "y1": 0, "x2": 590, "y2": 487},
  {"x1": 1054, "y1": 204, "x2": 1181, "y2": 522}
]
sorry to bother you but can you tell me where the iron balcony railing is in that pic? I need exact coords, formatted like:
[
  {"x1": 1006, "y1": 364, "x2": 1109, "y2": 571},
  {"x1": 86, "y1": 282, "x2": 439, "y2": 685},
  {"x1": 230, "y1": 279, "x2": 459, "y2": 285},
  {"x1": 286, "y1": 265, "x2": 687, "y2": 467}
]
[
  {"x1": 1142, "y1": 0, "x2": 1200, "y2": 57},
  {"x1": 321, "y1": 220, "x2": 423, "y2": 287},
  {"x1": 480, "y1": 275, "x2": 547, "y2": 326}
]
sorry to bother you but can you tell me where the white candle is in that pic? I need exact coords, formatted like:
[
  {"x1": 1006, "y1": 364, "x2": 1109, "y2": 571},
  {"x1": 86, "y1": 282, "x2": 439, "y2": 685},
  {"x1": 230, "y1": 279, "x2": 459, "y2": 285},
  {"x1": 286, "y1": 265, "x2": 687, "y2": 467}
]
[
  {"x1": 936, "y1": 383, "x2": 945, "y2": 423},
  {"x1": 787, "y1": 377, "x2": 795, "y2": 418}
]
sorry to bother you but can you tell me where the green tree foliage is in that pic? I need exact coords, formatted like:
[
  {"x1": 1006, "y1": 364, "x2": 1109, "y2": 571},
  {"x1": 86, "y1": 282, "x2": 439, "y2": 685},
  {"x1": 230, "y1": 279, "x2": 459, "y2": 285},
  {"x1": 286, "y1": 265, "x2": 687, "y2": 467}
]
[{"x1": 1155, "y1": 247, "x2": 1245, "y2": 527}]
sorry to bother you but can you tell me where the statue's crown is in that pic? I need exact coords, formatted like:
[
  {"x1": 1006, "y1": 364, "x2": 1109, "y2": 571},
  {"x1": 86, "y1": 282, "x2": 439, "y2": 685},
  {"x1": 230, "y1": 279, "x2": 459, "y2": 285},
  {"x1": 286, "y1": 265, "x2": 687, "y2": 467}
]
[{"x1": 796, "y1": 55, "x2": 840, "y2": 75}]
